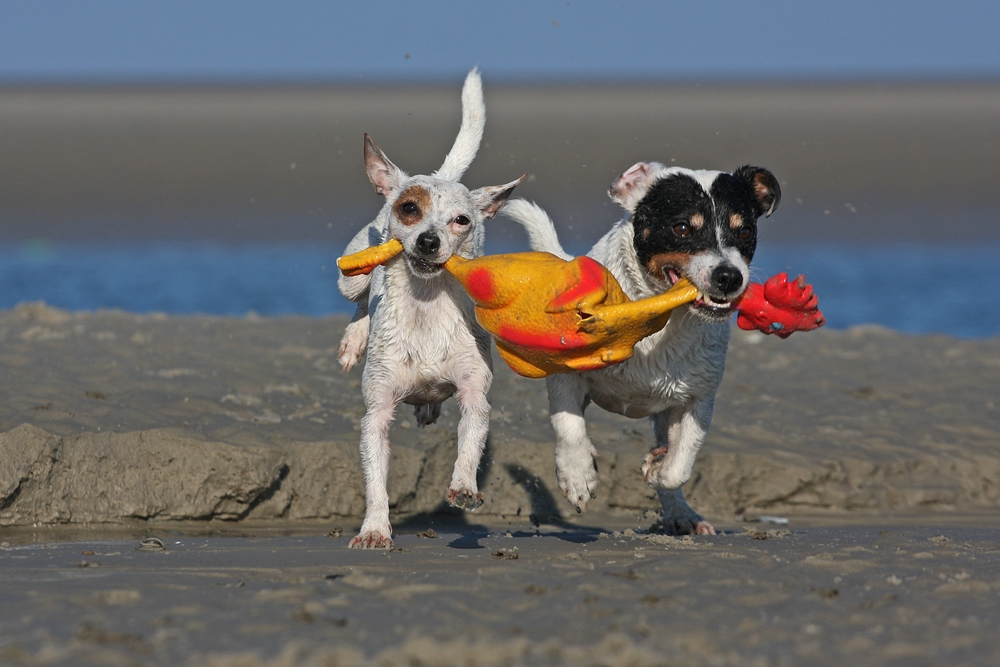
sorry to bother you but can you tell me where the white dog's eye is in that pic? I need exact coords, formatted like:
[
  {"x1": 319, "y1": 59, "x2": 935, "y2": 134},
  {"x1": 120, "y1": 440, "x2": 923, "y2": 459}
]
[
  {"x1": 400, "y1": 202, "x2": 419, "y2": 216},
  {"x1": 454, "y1": 215, "x2": 471, "y2": 226}
]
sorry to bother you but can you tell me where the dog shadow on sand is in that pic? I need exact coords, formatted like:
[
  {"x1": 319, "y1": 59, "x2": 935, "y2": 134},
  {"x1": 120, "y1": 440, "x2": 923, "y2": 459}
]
[{"x1": 394, "y1": 441, "x2": 605, "y2": 549}]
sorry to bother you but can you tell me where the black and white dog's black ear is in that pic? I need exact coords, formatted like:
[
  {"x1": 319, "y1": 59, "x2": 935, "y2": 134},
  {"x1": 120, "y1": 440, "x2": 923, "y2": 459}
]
[
  {"x1": 608, "y1": 162, "x2": 660, "y2": 212},
  {"x1": 364, "y1": 133, "x2": 404, "y2": 197},
  {"x1": 473, "y1": 174, "x2": 527, "y2": 219},
  {"x1": 734, "y1": 166, "x2": 781, "y2": 218}
]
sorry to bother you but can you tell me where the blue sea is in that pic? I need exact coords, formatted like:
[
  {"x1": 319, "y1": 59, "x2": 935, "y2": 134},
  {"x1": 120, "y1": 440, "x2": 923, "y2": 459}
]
[{"x1": 1, "y1": 242, "x2": 998, "y2": 339}]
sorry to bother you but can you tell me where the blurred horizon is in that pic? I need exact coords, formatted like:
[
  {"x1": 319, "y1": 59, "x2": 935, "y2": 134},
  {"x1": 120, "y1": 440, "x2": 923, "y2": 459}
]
[{"x1": 3, "y1": 80, "x2": 998, "y2": 247}]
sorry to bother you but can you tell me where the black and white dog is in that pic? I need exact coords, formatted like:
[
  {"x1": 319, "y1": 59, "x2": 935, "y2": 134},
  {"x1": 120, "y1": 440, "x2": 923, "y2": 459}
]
[{"x1": 502, "y1": 161, "x2": 780, "y2": 534}]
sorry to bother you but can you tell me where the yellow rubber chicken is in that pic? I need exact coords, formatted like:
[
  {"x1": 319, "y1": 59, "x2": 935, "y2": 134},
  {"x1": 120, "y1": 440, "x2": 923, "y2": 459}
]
[
  {"x1": 442, "y1": 252, "x2": 699, "y2": 378},
  {"x1": 337, "y1": 240, "x2": 698, "y2": 378}
]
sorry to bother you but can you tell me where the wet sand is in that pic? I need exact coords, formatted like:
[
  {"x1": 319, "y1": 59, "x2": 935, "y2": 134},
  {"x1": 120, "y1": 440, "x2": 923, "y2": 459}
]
[
  {"x1": 2, "y1": 525, "x2": 999, "y2": 666},
  {"x1": 1, "y1": 306, "x2": 999, "y2": 664}
]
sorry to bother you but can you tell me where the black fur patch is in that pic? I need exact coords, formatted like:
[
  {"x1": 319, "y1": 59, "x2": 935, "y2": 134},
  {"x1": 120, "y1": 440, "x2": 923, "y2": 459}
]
[
  {"x1": 632, "y1": 168, "x2": 780, "y2": 269},
  {"x1": 708, "y1": 172, "x2": 760, "y2": 260},
  {"x1": 632, "y1": 173, "x2": 715, "y2": 270}
]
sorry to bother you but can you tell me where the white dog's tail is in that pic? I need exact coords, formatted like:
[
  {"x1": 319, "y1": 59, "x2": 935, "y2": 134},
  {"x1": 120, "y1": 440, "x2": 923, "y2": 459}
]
[
  {"x1": 433, "y1": 69, "x2": 485, "y2": 182},
  {"x1": 501, "y1": 199, "x2": 573, "y2": 260}
]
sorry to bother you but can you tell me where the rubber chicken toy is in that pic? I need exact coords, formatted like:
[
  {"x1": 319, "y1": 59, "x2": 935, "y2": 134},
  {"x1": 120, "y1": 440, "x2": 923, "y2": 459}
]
[{"x1": 338, "y1": 240, "x2": 824, "y2": 378}]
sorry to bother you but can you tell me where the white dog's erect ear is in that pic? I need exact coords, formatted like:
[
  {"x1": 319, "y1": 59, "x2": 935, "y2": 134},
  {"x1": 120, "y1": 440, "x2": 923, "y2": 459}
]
[
  {"x1": 734, "y1": 165, "x2": 781, "y2": 218},
  {"x1": 472, "y1": 174, "x2": 527, "y2": 219},
  {"x1": 608, "y1": 162, "x2": 657, "y2": 212},
  {"x1": 364, "y1": 133, "x2": 403, "y2": 196}
]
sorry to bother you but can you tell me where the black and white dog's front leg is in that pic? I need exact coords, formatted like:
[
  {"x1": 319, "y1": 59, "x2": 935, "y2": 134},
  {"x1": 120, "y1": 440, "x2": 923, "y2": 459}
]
[
  {"x1": 547, "y1": 373, "x2": 601, "y2": 512},
  {"x1": 445, "y1": 369, "x2": 492, "y2": 511},
  {"x1": 643, "y1": 399, "x2": 717, "y2": 535},
  {"x1": 350, "y1": 387, "x2": 397, "y2": 549}
]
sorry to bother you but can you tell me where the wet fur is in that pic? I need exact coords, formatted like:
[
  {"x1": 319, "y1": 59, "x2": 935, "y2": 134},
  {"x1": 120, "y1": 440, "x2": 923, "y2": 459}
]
[{"x1": 337, "y1": 70, "x2": 524, "y2": 549}]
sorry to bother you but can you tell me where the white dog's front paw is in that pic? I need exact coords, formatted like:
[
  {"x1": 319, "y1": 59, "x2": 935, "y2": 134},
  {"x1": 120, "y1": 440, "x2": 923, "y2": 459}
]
[
  {"x1": 349, "y1": 529, "x2": 393, "y2": 549},
  {"x1": 338, "y1": 325, "x2": 368, "y2": 372},
  {"x1": 556, "y1": 453, "x2": 600, "y2": 513}
]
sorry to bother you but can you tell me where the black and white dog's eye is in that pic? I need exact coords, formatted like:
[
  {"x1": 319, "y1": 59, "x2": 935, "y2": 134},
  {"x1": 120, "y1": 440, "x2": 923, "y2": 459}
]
[
  {"x1": 737, "y1": 227, "x2": 753, "y2": 241},
  {"x1": 672, "y1": 222, "x2": 691, "y2": 237},
  {"x1": 454, "y1": 215, "x2": 471, "y2": 226},
  {"x1": 400, "y1": 202, "x2": 419, "y2": 216}
]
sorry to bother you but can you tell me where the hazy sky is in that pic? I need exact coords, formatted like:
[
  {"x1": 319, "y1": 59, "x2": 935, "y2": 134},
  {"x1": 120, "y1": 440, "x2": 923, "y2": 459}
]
[{"x1": 2, "y1": 0, "x2": 999, "y2": 83}]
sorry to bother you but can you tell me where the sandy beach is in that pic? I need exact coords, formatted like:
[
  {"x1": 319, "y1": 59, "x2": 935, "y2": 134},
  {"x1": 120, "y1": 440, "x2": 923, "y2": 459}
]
[{"x1": 1, "y1": 306, "x2": 999, "y2": 664}]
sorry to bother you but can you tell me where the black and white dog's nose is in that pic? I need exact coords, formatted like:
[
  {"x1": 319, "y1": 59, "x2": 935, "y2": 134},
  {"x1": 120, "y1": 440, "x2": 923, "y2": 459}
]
[
  {"x1": 711, "y1": 264, "x2": 743, "y2": 295},
  {"x1": 415, "y1": 232, "x2": 440, "y2": 255}
]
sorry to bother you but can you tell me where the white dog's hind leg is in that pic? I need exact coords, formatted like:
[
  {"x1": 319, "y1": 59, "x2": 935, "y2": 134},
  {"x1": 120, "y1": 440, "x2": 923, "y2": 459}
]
[
  {"x1": 338, "y1": 303, "x2": 369, "y2": 372},
  {"x1": 547, "y1": 374, "x2": 601, "y2": 512},
  {"x1": 350, "y1": 395, "x2": 396, "y2": 549},
  {"x1": 644, "y1": 402, "x2": 716, "y2": 535},
  {"x1": 446, "y1": 374, "x2": 491, "y2": 511}
]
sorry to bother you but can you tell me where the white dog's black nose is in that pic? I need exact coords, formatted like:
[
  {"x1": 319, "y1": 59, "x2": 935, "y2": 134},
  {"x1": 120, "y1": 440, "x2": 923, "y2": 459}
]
[
  {"x1": 416, "y1": 232, "x2": 440, "y2": 255},
  {"x1": 711, "y1": 264, "x2": 743, "y2": 295}
]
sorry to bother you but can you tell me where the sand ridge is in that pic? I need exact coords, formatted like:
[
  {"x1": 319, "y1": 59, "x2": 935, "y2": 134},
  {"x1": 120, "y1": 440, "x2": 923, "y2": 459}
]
[{"x1": 1, "y1": 303, "x2": 998, "y2": 528}]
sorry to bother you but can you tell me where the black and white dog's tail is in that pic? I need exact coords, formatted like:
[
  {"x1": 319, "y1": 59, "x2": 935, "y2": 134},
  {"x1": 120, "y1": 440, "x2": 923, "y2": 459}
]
[{"x1": 501, "y1": 199, "x2": 573, "y2": 261}]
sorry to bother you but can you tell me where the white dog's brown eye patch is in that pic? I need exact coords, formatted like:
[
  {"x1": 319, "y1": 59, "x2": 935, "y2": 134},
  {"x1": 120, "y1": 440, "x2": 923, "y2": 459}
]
[{"x1": 394, "y1": 185, "x2": 431, "y2": 225}]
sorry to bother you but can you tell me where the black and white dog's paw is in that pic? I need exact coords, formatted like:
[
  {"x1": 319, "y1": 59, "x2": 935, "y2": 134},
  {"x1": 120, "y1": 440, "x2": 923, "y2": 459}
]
[
  {"x1": 557, "y1": 458, "x2": 600, "y2": 512},
  {"x1": 655, "y1": 487, "x2": 716, "y2": 536},
  {"x1": 657, "y1": 514, "x2": 716, "y2": 536}
]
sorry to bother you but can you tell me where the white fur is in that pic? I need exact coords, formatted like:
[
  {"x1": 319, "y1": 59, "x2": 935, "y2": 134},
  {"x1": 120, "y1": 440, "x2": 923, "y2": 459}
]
[
  {"x1": 503, "y1": 191, "x2": 732, "y2": 535},
  {"x1": 500, "y1": 200, "x2": 572, "y2": 261},
  {"x1": 433, "y1": 69, "x2": 485, "y2": 182},
  {"x1": 338, "y1": 71, "x2": 523, "y2": 549}
]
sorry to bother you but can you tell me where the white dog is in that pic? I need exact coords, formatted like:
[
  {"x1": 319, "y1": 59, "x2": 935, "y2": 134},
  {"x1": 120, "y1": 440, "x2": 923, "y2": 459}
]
[
  {"x1": 337, "y1": 70, "x2": 524, "y2": 549},
  {"x1": 503, "y1": 161, "x2": 780, "y2": 535}
]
